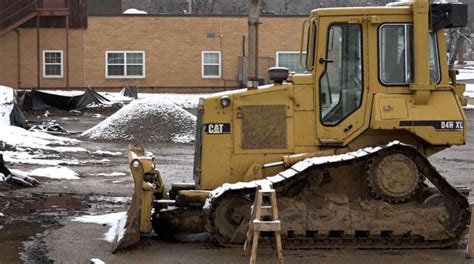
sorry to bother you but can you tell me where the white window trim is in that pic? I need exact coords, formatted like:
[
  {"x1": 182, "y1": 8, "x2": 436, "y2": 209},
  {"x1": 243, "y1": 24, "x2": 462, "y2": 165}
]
[
  {"x1": 105, "y1": 51, "x2": 146, "y2": 79},
  {"x1": 43, "y1": 50, "x2": 63, "y2": 78},
  {"x1": 202, "y1": 51, "x2": 222, "y2": 79},
  {"x1": 276, "y1": 51, "x2": 307, "y2": 73}
]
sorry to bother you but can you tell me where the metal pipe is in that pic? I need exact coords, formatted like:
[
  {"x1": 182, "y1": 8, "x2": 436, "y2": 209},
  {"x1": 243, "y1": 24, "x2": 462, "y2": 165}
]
[
  {"x1": 66, "y1": 14, "x2": 69, "y2": 89},
  {"x1": 36, "y1": 12, "x2": 40, "y2": 90},
  {"x1": 247, "y1": 0, "x2": 260, "y2": 90},
  {"x1": 15, "y1": 29, "x2": 21, "y2": 88},
  {"x1": 262, "y1": 161, "x2": 284, "y2": 169}
]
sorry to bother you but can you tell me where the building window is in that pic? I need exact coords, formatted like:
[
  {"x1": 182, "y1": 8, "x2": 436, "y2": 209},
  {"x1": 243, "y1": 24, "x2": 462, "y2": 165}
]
[
  {"x1": 43, "y1": 50, "x2": 63, "y2": 78},
  {"x1": 379, "y1": 24, "x2": 440, "y2": 85},
  {"x1": 202, "y1": 51, "x2": 221, "y2": 78},
  {"x1": 106, "y1": 51, "x2": 145, "y2": 78},
  {"x1": 276, "y1": 51, "x2": 307, "y2": 74}
]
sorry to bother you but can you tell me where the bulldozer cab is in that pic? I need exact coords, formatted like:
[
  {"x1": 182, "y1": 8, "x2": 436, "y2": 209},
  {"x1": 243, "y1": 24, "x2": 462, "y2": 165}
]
[{"x1": 302, "y1": 2, "x2": 468, "y2": 147}]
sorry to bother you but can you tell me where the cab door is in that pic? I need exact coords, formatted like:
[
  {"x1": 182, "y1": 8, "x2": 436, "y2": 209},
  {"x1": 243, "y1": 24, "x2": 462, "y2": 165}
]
[{"x1": 315, "y1": 17, "x2": 369, "y2": 146}]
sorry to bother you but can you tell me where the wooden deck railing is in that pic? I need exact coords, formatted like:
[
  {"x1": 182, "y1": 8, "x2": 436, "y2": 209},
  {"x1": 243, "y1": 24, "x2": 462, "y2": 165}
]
[{"x1": 0, "y1": 0, "x2": 37, "y2": 31}]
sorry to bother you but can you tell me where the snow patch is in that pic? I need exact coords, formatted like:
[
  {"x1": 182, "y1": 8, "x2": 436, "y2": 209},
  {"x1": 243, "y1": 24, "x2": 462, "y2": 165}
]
[
  {"x1": 0, "y1": 126, "x2": 79, "y2": 151},
  {"x1": 92, "y1": 150, "x2": 122, "y2": 156},
  {"x1": 465, "y1": 104, "x2": 474, "y2": 110},
  {"x1": 0, "y1": 86, "x2": 14, "y2": 127},
  {"x1": 172, "y1": 133, "x2": 195, "y2": 144},
  {"x1": 95, "y1": 172, "x2": 126, "y2": 177},
  {"x1": 465, "y1": 84, "x2": 474, "y2": 98},
  {"x1": 123, "y1": 8, "x2": 147, "y2": 14},
  {"x1": 26, "y1": 166, "x2": 79, "y2": 180},
  {"x1": 458, "y1": 70, "x2": 474, "y2": 81},
  {"x1": 72, "y1": 212, "x2": 127, "y2": 243}
]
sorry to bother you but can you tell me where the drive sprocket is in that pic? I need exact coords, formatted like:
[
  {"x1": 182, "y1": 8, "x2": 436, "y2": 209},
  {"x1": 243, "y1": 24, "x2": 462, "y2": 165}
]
[{"x1": 367, "y1": 152, "x2": 421, "y2": 203}]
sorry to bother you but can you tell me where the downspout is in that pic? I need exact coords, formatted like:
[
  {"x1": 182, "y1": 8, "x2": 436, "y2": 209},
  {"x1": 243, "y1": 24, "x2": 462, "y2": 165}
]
[{"x1": 15, "y1": 29, "x2": 21, "y2": 89}]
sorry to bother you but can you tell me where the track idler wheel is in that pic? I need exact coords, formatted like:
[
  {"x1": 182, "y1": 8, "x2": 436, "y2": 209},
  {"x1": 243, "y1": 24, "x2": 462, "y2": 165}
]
[
  {"x1": 208, "y1": 195, "x2": 252, "y2": 245},
  {"x1": 367, "y1": 152, "x2": 421, "y2": 203},
  {"x1": 423, "y1": 194, "x2": 462, "y2": 232}
]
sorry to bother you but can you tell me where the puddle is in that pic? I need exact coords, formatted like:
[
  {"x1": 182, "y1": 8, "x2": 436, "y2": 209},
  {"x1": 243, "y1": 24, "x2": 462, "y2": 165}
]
[
  {"x1": 88, "y1": 195, "x2": 131, "y2": 211},
  {"x1": 0, "y1": 221, "x2": 43, "y2": 264},
  {"x1": 0, "y1": 192, "x2": 129, "y2": 263}
]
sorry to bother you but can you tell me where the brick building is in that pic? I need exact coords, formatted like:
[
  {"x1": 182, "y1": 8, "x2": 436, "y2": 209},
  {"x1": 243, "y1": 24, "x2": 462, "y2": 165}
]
[{"x1": 0, "y1": 0, "x2": 306, "y2": 91}]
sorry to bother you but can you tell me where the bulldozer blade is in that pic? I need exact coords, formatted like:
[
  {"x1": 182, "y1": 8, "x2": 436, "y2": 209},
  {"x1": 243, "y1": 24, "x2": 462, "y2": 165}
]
[{"x1": 112, "y1": 151, "x2": 146, "y2": 252}]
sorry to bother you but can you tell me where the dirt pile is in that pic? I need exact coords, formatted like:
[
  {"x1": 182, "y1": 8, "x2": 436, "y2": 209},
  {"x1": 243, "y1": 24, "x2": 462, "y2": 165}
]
[{"x1": 80, "y1": 97, "x2": 196, "y2": 144}]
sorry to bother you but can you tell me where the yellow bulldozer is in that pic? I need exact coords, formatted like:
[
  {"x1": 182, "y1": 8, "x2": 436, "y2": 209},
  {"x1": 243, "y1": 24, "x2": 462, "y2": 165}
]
[{"x1": 114, "y1": 0, "x2": 471, "y2": 250}]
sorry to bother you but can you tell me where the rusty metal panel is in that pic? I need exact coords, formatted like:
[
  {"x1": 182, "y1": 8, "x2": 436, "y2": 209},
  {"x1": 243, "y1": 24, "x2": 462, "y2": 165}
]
[{"x1": 240, "y1": 105, "x2": 287, "y2": 149}]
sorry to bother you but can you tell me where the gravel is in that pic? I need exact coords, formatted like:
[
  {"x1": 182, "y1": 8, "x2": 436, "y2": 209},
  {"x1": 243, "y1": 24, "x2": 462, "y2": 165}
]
[{"x1": 80, "y1": 97, "x2": 196, "y2": 144}]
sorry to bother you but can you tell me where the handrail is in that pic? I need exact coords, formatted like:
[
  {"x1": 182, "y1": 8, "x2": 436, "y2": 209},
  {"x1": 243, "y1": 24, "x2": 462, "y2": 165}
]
[
  {"x1": 0, "y1": 0, "x2": 36, "y2": 15},
  {"x1": 0, "y1": 2, "x2": 37, "y2": 24}
]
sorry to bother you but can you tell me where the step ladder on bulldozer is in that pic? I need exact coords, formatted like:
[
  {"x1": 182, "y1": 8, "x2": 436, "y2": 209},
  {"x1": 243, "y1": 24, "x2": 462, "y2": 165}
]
[{"x1": 243, "y1": 184, "x2": 284, "y2": 264}]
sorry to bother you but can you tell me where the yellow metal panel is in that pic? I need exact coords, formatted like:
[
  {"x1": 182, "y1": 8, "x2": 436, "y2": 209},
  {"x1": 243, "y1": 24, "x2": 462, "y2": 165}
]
[
  {"x1": 379, "y1": 97, "x2": 408, "y2": 120},
  {"x1": 294, "y1": 111, "x2": 315, "y2": 146},
  {"x1": 372, "y1": 92, "x2": 465, "y2": 145},
  {"x1": 291, "y1": 74, "x2": 313, "y2": 85},
  {"x1": 293, "y1": 85, "x2": 314, "y2": 111}
]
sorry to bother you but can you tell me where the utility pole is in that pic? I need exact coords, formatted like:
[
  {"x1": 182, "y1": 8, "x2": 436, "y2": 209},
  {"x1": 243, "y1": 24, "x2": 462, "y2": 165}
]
[
  {"x1": 247, "y1": 0, "x2": 260, "y2": 90},
  {"x1": 188, "y1": 0, "x2": 192, "y2": 14}
]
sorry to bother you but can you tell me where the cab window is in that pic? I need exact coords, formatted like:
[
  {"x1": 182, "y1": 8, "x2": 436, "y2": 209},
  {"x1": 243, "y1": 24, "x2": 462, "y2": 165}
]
[
  {"x1": 320, "y1": 24, "x2": 363, "y2": 126},
  {"x1": 379, "y1": 24, "x2": 440, "y2": 85}
]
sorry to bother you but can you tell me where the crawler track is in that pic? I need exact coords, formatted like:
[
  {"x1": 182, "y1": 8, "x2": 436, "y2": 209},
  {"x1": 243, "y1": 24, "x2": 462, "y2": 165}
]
[{"x1": 206, "y1": 142, "x2": 470, "y2": 249}]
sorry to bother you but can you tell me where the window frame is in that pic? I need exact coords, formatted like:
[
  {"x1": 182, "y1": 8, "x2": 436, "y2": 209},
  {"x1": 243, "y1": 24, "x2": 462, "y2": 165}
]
[
  {"x1": 43, "y1": 50, "x2": 63, "y2": 78},
  {"x1": 377, "y1": 23, "x2": 441, "y2": 86},
  {"x1": 201, "y1": 51, "x2": 222, "y2": 79},
  {"x1": 105, "y1": 51, "x2": 146, "y2": 79},
  {"x1": 276, "y1": 51, "x2": 308, "y2": 74},
  {"x1": 319, "y1": 23, "x2": 364, "y2": 127}
]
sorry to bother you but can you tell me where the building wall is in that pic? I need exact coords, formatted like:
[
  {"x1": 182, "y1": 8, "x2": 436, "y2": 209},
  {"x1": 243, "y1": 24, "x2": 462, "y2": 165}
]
[
  {"x1": 0, "y1": 29, "x2": 86, "y2": 89},
  {"x1": 0, "y1": 15, "x2": 305, "y2": 90}
]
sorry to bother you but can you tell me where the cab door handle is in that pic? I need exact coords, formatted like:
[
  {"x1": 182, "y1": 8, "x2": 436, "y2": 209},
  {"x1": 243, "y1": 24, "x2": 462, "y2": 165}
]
[{"x1": 319, "y1": 57, "x2": 334, "y2": 64}]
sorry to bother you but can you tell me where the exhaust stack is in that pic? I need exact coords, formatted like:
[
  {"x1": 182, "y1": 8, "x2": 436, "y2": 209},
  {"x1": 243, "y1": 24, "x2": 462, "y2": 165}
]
[{"x1": 247, "y1": 0, "x2": 260, "y2": 90}]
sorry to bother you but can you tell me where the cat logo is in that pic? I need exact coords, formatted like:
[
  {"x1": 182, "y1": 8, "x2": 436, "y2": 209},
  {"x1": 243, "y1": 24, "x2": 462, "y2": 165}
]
[{"x1": 204, "y1": 123, "x2": 231, "y2": 134}]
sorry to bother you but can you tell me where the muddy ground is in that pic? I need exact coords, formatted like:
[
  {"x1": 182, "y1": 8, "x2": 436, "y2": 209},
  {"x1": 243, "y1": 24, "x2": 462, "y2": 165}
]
[{"x1": 1, "y1": 104, "x2": 474, "y2": 263}]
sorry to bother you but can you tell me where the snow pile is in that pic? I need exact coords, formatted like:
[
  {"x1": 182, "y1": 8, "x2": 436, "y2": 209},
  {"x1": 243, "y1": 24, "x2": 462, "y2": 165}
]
[
  {"x1": 465, "y1": 104, "x2": 474, "y2": 110},
  {"x1": 0, "y1": 86, "x2": 14, "y2": 127},
  {"x1": 123, "y1": 8, "x2": 147, "y2": 14},
  {"x1": 72, "y1": 211, "x2": 127, "y2": 243},
  {"x1": 81, "y1": 97, "x2": 196, "y2": 144}
]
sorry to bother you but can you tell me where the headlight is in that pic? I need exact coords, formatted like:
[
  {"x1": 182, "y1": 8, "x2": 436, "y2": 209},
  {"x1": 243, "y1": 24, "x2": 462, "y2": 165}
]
[{"x1": 220, "y1": 96, "x2": 231, "y2": 108}]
